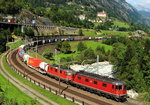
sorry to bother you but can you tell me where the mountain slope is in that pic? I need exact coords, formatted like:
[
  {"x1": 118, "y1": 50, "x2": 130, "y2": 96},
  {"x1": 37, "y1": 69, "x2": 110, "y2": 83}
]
[
  {"x1": 139, "y1": 10, "x2": 150, "y2": 18},
  {"x1": 27, "y1": 0, "x2": 150, "y2": 27}
]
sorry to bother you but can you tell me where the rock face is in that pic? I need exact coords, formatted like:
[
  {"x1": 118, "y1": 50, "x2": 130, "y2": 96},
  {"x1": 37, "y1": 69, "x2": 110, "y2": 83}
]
[
  {"x1": 16, "y1": 9, "x2": 53, "y2": 26},
  {"x1": 127, "y1": 90, "x2": 139, "y2": 99}
]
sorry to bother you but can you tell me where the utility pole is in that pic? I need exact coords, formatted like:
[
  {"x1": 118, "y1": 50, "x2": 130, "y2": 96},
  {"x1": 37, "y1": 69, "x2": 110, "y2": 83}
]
[
  {"x1": 36, "y1": 45, "x2": 37, "y2": 58},
  {"x1": 58, "y1": 57, "x2": 61, "y2": 95},
  {"x1": 32, "y1": 19, "x2": 38, "y2": 58},
  {"x1": 6, "y1": 33, "x2": 8, "y2": 51},
  {"x1": 97, "y1": 55, "x2": 99, "y2": 62}
]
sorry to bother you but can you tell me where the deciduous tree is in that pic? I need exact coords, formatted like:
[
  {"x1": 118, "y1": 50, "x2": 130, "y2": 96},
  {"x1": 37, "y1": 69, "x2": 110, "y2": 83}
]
[{"x1": 77, "y1": 42, "x2": 87, "y2": 52}]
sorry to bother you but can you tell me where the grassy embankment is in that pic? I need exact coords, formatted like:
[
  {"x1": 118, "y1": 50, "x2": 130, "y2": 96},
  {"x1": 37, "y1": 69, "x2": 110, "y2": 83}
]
[
  {"x1": 0, "y1": 40, "x2": 40, "y2": 105},
  {"x1": 113, "y1": 20, "x2": 130, "y2": 28},
  {"x1": 0, "y1": 61, "x2": 41, "y2": 105},
  {"x1": 7, "y1": 39, "x2": 26, "y2": 50},
  {"x1": 82, "y1": 20, "x2": 132, "y2": 37},
  {"x1": 100, "y1": 30, "x2": 130, "y2": 36},
  {"x1": 82, "y1": 29, "x2": 131, "y2": 37},
  {"x1": 82, "y1": 29, "x2": 98, "y2": 37},
  {"x1": 3, "y1": 40, "x2": 77, "y2": 105}
]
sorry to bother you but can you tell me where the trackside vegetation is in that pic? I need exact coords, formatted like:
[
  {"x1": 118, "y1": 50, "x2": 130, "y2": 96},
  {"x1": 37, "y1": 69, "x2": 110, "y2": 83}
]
[
  {"x1": 2, "y1": 53, "x2": 77, "y2": 105},
  {"x1": 2, "y1": 40, "x2": 77, "y2": 105},
  {"x1": 0, "y1": 54, "x2": 41, "y2": 105},
  {"x1": 0, "y1": 74, "x2": 40, "y2": 105},
  {"x1": 7, "y1": 40, "x2": 25, "y2": 50}
]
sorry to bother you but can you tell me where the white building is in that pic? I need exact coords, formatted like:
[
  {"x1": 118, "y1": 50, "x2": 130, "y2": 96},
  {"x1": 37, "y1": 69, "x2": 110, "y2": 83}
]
[
  {"x1": 78, "y1": 15, "x2": 86, "y2": 20},
  {"x1": 97, "y1": 11, "x2": 107, "y2": 17}
]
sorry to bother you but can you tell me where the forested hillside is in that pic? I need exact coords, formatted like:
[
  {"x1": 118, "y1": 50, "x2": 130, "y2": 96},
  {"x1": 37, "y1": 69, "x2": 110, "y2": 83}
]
[
  {"x1": 1, "y1": 0, "x2": 150, "y2": 28},
  {"x1": 103, "y1": 37, "x2": 150, "y2": 101},
  {"x1": 0, "y1": 0, "x2": 22, "y2": 14},
  {"x1": 26, "y1": 0, "x2": 150, "y2": 27}
]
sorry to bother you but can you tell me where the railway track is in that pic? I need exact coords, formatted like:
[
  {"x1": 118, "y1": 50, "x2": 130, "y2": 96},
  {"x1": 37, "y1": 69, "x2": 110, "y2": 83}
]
[
  {"x1": 0, "y1": 52, "x2": 59, "y2": 105},
  {"x1": 8, "y1": 49, "x2": 135, "y2": 105}
]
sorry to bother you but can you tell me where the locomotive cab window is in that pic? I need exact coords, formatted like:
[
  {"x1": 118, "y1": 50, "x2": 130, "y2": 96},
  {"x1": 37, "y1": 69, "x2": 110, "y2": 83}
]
[
  {"x1": 78, "y1": 76, "x2": 81, "y2": 80},
  {"x1": 112, "y1": 85, "x2": 115, "y2": 89},
  {"x1": 60, "y1": 70, "x2": 62, "y2": 74},
  {"x1": 94, "y1": 81, "x2": 97, "y2": 85},
  {"x1": 116, "y1": 85, "x2": 122, "y2": 90},
  {"x1": 85, "y1": 79, "x2": 89, "y2": 82},
  {"x1": 124, "y1": 85, "x2": 127, "y2": 90},
  {"x1": 102, "y1": 83, "x2": 107, "y2": 87}
]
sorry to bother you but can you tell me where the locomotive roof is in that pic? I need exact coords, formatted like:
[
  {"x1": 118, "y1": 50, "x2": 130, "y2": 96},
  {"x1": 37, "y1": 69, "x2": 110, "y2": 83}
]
[
  {"x1": 50, "y1": 64, "x2": 75, "y2": 72},
  {"x1": 76, "y1": 70, "x2": 126, "y2": 85}
]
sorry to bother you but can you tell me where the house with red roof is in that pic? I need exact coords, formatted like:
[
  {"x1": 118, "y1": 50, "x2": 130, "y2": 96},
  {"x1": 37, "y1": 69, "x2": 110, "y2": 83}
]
[{"x1": 97, "y1": 11, "x2": 107, "y2": 17}]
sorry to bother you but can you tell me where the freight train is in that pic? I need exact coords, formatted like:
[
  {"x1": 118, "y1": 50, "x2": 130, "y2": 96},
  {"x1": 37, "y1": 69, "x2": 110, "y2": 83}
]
[{"x1": 18, "y1": 39, "x2": 127, "y2": 102}]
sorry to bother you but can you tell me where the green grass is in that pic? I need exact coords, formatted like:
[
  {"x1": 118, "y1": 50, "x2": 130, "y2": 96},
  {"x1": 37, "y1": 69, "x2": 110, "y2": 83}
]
[
  {"x1": 2, "y1": 54, "x2": 77, "y2": 105},
  {"x1": 70, "y1": 41, "x2": 112, "y2": 51},
  {"x1": 85, "y1": 41, "x2": 112, "y2": 51},
  {"x1": 101, "y1": 30, "x2": 130, "y2": 36},
  {"x1": 82, "y1": 29, "x2": 98, "y2": 37},
  {"x1": 94, "y1": 22, "x2": 100, "y2": 27},
  {"x1": 136, "y1": 92, "x2": 150, "y2": 105},
  {"x1": 7, "y1": 39, "x2": 25, "y2": 49},
  {"x1": 0, "y1": 75, "x2": 40, "y2": 105},
  {"x1": 0, "y1": 55, "x2": 41, "y2": 105},
  {"x1": 82, "y1": 28, "x2": 131, "y2": 37},
  {"x1": 113, "y1": 20, "x2": 130, "y2": 28},
  {"x1": 144, "y1": 37, "x2": 150, "y2": 39},
  {"x1": 53, "y1": 53, "x2": 79, "y2": 64}
]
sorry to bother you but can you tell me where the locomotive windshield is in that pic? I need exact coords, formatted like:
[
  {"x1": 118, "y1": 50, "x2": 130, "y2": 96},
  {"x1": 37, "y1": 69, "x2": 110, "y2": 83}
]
[
  {"x1": 116, "y1": 85, "x2": 122, "y2": 90},
  {"x1": 124, "y1": 85, "x2": 127, "y2": 90}
]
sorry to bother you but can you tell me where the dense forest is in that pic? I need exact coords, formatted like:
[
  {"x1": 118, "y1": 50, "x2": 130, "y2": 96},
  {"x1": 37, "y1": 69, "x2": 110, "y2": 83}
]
[
  {"x1": 103, "y1": 37, "x2": 150, "y2": 101},
  {"x1": 0, "y1": 0, "x2": 23, "y2": 14},
  {"x1": 0, "y1": 29, "x2": 11, "y2": 53}
]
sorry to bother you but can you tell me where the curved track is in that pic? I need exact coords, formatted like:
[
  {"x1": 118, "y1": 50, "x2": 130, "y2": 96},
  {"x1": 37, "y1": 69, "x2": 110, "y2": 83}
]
[
  {"x1": 0, "y1": 52, "x2": 59, "y2": 105},
  {"x1": 8, "y1": 49, "x2": 135, "y2": 105}
]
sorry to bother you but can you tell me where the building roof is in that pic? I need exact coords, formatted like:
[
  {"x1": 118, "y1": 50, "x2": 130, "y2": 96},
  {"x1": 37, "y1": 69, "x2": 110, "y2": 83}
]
[{"x1": 97, "y1": 11, "x2": 107, "y2": 15}]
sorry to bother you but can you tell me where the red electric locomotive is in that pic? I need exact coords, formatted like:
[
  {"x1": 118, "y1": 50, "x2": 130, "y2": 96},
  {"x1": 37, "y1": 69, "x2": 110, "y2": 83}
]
[
  {"x1": 71, "y1": 71, "x2": 127, "y2": 101},
  {"x1": 47, "y1": 65, "x2": 74, "y2": 82}
]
